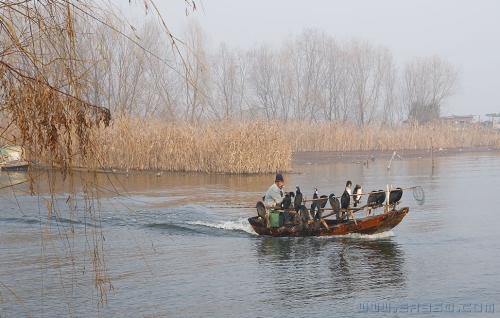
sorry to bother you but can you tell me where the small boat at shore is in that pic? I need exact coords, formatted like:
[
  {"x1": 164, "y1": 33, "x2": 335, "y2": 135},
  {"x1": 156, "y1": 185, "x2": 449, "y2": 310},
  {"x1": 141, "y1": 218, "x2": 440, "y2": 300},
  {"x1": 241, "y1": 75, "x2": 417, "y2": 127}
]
[
  {"x1": 0, "y1": 160, "x2": 29, "y2": 171},
  {"x1": 0, "y1": 145, "x2": 29, "y2": 171},
  {"x1": 248, "y1": 206, "x2": 409, "y2": 237}
]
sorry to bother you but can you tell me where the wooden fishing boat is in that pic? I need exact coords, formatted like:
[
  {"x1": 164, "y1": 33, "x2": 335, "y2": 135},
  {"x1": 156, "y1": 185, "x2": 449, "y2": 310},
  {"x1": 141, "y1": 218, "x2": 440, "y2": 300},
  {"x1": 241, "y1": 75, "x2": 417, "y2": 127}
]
[
  {"x1": 247, "y1": 185, "x2": 424, "y2": 237},
  {"x1": 248, "y1": 206, "x2": 409, "y2": 237}
]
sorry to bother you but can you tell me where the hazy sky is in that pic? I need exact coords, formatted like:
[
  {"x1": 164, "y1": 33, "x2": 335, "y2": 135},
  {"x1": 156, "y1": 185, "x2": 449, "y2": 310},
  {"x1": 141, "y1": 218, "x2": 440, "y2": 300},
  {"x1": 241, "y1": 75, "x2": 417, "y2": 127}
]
[{"x1": 153, "y1": 0, "x2": 500, "y2": 119}]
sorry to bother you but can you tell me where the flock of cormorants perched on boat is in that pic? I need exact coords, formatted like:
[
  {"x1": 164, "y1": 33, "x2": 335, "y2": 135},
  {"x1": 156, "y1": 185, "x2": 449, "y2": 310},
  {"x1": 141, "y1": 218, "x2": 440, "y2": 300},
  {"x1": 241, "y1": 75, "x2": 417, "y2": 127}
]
[
  {"x1": 249, "y1": 175, "x2": 422, "y2": 236},
  {"x1": 270, "y1": 181, "x2": 404, "y2": 226},
  {"x1": 250, "y1": 181, "x2": 409, "y2": 237}
]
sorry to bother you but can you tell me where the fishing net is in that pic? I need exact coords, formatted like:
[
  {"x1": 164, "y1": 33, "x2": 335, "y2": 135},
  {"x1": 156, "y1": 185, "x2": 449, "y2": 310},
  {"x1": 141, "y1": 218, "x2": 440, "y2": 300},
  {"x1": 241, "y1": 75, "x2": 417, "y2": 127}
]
[{"x1": 413, "y1": 186, "x2": 425, "y2": 205}]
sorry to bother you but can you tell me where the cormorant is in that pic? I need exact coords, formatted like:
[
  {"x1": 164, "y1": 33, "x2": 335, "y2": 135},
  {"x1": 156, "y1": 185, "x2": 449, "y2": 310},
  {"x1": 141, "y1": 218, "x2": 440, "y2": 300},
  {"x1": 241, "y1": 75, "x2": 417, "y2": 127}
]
[
  {"x1": 294, "y1": 185, "x2": 303, "y2": 211},
  {"x1": 367, "y1": 190, "x2": 385, "y2": 206},
  {"x1": 345, "y1": 180, "x2": 352, "y2": 196},
  {"x1": 280, "y1": 191, "x2": 295, "y2": 223},
  {"x1": 389, "y1": 187, "x2": 403, "y2": 205},
  {"x1": 312, "y1": 188, "x2": 318, "y2": 200},
  {"x1": 319, "y1": 195, "x2": 328, "y2": 209},
  {"x1": 368, "y1": 190, "x2": 386, "y2": 207},
  {"x1": 341, "y1": 189, "x2": 350, "y2": 210},
  {"x1": 367, "y1": 190, "x2": 378, "y2": 206},
  {"x1": 353, "y1": 184, "x2": 362, "y2": 207},
  {"x1": 340, "y1": 180, "x2": 353, "y2": 217},
  {"x1": 329, "y1": 193, "x2": 340, "y2": 213},
  {"x1": 281, "y1": 191, "x2": 295, "y2": 210},
  {"x1": 314, "y1": 194, "x2": 328, "y2": 221},
  {"x1": 297, "y1": 205, "x2": 309, "y2": 224},
  {"x1": 376, "y1": 190, "x2": 386, "y2": 205},
  {"x1": 310, "y1": 188, "x2": 319, "y2": 220}
]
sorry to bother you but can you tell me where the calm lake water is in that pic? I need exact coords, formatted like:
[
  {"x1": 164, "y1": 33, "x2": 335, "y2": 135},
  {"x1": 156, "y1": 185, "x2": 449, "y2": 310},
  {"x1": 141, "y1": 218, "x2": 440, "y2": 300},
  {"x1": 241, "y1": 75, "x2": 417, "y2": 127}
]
[{"x1": 1, "y1": 151, "x2": 499, "y2": 317}]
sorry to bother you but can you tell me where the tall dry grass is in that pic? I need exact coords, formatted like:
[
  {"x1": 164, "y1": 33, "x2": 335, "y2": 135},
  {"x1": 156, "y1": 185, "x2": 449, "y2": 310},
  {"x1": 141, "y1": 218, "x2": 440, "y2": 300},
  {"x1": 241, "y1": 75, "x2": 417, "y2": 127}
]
[
  {"x1": 30, "y1": 118, "x2": 500, "y2": 174},
  {"x1": 286, "y1": 120, "x2": 500, "y2": 152},
  {"x1": 92, "y1": 118, "x2": 291, "y2": 174}
]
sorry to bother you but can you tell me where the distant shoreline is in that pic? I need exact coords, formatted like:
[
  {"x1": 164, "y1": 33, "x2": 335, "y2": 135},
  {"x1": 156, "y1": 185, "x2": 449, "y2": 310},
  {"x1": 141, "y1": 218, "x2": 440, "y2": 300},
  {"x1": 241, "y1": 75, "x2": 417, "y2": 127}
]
[{"x1": 292, "y1": 147, "x2": 500, "y2": 165}]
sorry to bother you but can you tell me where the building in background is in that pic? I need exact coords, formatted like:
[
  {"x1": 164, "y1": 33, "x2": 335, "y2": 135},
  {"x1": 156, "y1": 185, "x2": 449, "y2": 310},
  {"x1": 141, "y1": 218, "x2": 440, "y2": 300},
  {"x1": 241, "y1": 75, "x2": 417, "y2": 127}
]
[{"x1": 439, "y1": 115, "x2": 474, "y2": 125}]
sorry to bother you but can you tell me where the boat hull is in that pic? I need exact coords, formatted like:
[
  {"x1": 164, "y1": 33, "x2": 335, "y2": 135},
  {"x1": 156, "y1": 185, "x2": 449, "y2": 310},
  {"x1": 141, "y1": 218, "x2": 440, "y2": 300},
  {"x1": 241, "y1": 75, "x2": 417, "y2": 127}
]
[
  {"x1": 0, "y1": 161, "x2": 29, "y2": 171},
  {"x1": 248, "y1": 207, "x2": 409, "y2": 237}
]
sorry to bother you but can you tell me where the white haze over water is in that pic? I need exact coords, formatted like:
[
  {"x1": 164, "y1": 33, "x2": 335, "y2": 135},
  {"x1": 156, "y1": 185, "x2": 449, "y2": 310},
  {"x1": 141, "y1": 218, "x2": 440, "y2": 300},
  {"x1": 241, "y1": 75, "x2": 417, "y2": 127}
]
[{"x1": 151, "y1": 0, "x2": 500, "y2": 119}]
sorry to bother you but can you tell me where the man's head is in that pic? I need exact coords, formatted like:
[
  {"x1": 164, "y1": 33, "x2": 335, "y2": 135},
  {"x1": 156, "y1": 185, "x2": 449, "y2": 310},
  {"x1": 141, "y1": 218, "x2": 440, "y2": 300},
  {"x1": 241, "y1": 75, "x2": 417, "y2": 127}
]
[{"x1": 275, "y1": 173, "x2": 284, "y2": 188}]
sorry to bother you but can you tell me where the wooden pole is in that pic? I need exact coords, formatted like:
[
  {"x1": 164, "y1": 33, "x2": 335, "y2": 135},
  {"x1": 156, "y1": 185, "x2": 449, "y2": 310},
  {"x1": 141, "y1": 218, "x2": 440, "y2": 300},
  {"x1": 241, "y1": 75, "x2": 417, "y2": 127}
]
[
  {"x1": 385, "y1": 184, "x2": 389, "y2": 213},
  {"x1": 387, "y1": 151, "x2": 396, "y2": 171},
  {"x1": 431, "y1": 138, "x2": 435, "y2": 171},
  {"x1": 349, "y1": 211, "x2": 358, "y2": 225},
  {"x1": 302, "y1": 186, "x2": 418, "y2": 201}
]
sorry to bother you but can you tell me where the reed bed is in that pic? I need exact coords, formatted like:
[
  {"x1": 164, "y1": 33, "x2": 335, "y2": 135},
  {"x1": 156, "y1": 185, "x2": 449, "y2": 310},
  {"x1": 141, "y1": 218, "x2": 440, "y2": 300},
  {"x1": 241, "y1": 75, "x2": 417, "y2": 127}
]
[
  {"x1": 11, "y1": 118, "x2": 499, "y2": 174},
  {"x1": 286, "y1": 120, "x2": 500, "y2": 152},
  {"x1": 93, "y1": 118, "x2": 291, "y2": 174}
]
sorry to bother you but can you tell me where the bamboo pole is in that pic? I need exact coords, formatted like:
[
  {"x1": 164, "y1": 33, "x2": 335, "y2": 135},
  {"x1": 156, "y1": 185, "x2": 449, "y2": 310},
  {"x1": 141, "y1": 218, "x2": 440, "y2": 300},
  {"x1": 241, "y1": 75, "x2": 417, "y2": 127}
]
[
  {"x1": 431, "y1": 145, "x2": 435, "y2": 171},
  {"x1": 349, "y1": 211, "x2": 358, "y2": 225},
  {"x1": 303, "y1": 186, "x2": 418, "y2": 201},
  {"x1": 387, "y1": 151, "x2": 396, "y2": 171},
  {"x1": 320, "y1": 219, "x2": 330, "y2": 230}
]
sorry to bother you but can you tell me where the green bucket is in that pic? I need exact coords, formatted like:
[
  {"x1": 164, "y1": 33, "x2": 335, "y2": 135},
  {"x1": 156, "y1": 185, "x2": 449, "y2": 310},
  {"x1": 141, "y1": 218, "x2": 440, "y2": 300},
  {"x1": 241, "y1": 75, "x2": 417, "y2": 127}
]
[{"x1": 269, "y1": 211, "x2": 284, "y2": 228}]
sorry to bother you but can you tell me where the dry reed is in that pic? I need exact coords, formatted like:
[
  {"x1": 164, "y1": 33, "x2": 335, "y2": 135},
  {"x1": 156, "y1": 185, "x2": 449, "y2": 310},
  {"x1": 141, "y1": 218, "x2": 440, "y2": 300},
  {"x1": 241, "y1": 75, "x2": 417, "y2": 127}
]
[
  {"x1": 285, "y1": 120, "x2": 500, "y2": 152},
  {"x1": 92, "y1": 118, "x2": 291, "y2": 174},
  {"x1": 23, "y1": 118, "x2": 500, "y2": 174}
]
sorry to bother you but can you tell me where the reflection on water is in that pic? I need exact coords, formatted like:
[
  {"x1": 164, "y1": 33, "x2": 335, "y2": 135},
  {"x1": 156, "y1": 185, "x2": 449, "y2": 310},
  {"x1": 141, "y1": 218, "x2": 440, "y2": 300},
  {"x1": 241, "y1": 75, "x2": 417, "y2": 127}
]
[
  {"x1": 1, "y1": 153, "x2": 500, "y2": 317},
  {"x1": 254, "y1": 234, "x2": 405, "y2": 309}
]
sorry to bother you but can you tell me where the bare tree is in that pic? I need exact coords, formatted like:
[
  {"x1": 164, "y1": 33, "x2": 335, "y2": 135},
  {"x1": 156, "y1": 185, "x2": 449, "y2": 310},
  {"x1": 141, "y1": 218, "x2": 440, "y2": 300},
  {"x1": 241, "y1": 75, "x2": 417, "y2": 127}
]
[
  {"x1": 284, "y1": 29, "x2": 328, "y2": 122},
  {"x1": 207, "y1": 43, "x2": 248, "y2": 120},
  {"x1": 271, "y1": 47, "x2": 292, "y2": 123},
  {"x1": 137, "y1": 21, "x2": 184, "y2": 120},
  {"x1": 379, "y1": 59, "x2": 400, "y2": 127},
  {"x1": 347, "y1": 39, "x2": 395, "y2": 127},
  {"x1": 181, "y1": 19, "x2": 211, "y2": 123},
  {"x1": 248, "y1": 43, "x2": 280, "y2": 120},
  {"x1": 401, "y1": 55, "x2": 460, "y2": 124},
  {"x1": 321, "y1": 36, "x2": 349, "y2": 122}
]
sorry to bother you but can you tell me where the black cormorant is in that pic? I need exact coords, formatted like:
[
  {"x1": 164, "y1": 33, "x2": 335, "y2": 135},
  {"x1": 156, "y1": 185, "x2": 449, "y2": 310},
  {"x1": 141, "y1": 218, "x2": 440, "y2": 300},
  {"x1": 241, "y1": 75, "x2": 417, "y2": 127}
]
[
  {"x1": 298, "y1": 205, "x2": 309, "y2": 224},
  {"x1": 329, "y1": 193, "x2": 340, "y2": 213},
  {"x1": 353, "y1": 184, "x2": 362, "y2": 207},
  {"x1": 367, "y1": 190, "x2": 378, "y2": 206},
  {"x1": 376, "y1": 190, "x2": 386, "y2": 205},
  {"x1": 367, "y1": 190, "x2": 386, "y2": 207},
  {"x1": 345, "y1": 180, "x2": 352, "y2": 196},
  {"x1": 281, "y1": 191, "x2": 294, "y2": 210},
  {"x1": 389, "y1": 187, "x2": 403, "y2": 205},
  {"x1": 341, "y1": 189, "x2": 350, "y2": 210},
  {"x1": 294, "y1": 185, "x2": 303, "y2": 211},
  {"x1": 310, "y1": 188, "x2": 319, "y2": 220}
]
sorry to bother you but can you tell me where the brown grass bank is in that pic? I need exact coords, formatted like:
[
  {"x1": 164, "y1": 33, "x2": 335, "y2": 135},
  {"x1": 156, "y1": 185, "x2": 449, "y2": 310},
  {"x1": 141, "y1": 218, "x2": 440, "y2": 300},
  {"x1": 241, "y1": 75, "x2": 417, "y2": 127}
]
[
  {"x1": 93, "y1": 118, "x2": 291, "y2": 174},
  {"x1": 12, "y1": 118, "x2": 498, "y2": 174},
  {"x1": 286, "y1": 121, "x2": 500, "y2": 153}
]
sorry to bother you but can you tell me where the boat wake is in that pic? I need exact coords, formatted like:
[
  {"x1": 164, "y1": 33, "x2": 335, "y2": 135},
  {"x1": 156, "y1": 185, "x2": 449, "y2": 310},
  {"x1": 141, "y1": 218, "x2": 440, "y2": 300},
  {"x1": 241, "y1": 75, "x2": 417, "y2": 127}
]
[
  {"x1": 178, "y1": 220, "x2": 395, "y2": 239},
  {"x1": 338, "y1": 230, "x2": 395, "y2": 240},
  {"x1": 184, "y1": 217, "x2": 257, "y2": 235}
]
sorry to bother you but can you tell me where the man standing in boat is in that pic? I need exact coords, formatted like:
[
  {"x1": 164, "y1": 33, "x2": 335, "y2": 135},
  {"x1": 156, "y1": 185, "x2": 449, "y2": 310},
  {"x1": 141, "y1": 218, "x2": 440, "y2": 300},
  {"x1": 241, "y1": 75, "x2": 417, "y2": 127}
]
[{"x1": 264, "y1": 173, "x2": 285, "y2": 210}]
